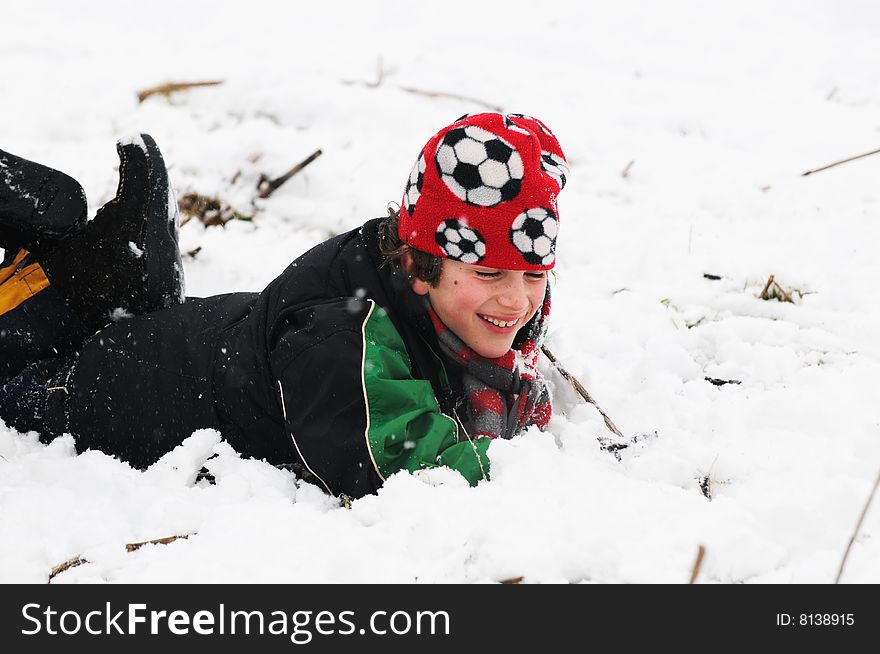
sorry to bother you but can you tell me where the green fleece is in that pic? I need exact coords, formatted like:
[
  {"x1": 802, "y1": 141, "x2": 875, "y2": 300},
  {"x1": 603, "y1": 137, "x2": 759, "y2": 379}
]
[{"x1": 362, "y1": 304, "x2": 491, "y2": 486}]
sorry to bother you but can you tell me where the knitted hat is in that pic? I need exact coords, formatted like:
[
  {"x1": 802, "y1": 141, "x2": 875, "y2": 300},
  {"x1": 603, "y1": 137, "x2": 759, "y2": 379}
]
[{"x1": 399, "y1": 112, "x2": 568, "y2": 270}]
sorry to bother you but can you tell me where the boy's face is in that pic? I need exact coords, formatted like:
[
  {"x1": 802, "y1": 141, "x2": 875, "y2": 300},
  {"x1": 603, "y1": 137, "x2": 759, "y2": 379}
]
[{"x1": 410, "y1": 258, "x2": 547, "y2": 358}]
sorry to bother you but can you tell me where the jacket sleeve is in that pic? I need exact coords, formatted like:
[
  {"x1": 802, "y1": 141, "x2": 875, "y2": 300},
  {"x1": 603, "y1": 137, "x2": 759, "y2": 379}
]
[{"x1": 269, "y1": 298, "x2": 490, "y2": 499}]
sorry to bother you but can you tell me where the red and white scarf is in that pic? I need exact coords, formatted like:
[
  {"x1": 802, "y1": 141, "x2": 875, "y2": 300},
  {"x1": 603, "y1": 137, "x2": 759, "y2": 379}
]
[{"x1": 427, "y1": 287, "x2": 552, "y2": 440}]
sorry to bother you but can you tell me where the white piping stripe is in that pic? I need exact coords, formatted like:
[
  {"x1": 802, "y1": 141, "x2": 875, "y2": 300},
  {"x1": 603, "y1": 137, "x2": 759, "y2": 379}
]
[
  {"x1": 453, "y1": 407, "x2": 488, "y2": 482},
  {"x1": 277, "y1": 379, "x2": 334, "y2": 495},
  {"x1": 360, "y1": 300, "x2": 386, "y2": 482}
]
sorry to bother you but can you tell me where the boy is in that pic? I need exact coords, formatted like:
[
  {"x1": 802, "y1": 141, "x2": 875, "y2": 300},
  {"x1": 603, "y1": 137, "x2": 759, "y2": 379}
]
[{"x1": 0, "y1": 113, "x2": 568, "y2": 499}]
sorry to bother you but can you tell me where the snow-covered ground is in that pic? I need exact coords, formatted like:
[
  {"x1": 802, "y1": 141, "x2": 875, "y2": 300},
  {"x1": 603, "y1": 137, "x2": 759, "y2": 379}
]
[{"x1": 2, "y1": 0, "x2": 879, "y2": 583}]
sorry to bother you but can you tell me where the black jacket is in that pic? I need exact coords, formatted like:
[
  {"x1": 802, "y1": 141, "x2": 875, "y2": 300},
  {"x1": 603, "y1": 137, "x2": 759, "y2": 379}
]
[{"x1": 56, "y1": 218, "x2": 489, "y2": 498}]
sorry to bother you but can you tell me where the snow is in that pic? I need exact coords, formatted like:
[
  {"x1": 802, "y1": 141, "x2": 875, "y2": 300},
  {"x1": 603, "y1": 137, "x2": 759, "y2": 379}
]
[
  {"x1": 1, "y1": 0, "x2": 879, "y2": 583},
  {"x1": 117, "y1": 134, "x2": 148, "y2": 154}
]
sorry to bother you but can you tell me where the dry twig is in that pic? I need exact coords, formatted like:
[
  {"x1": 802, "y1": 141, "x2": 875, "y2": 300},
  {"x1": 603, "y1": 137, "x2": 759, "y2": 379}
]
[
  {"x1": 705, "y1": 377, "x2": 741, "y2": 386},
  {"x1": 759, "y1": 274, "x2": 776, "y2": 299},
  {"x1": 137, "y1": 80, "x2": 224, "y2": 104},
  {"x1": 257, "y1": 149, "x2": 323, "y2": 199},
  {"x1": 126, "y1": 534, "x2": 191, "y2": 553},
  {"x1": 48, "y1": 534, "x2": 193, "y2": 582},
  {"x1": 178, "y1": 191, "x2": 252, "y2": 227},
  {"x1": 541, "y1": 346, "x2": 625, "y2": 439},
  {"x1": 802, "y1": 147, "x2": 880, "y2": 177},
  {"x1": 48, "y1": 556, "x2": 88, "y2": 582},
  {"x1": 499, "y1": 576, "x2": 525, "y2": 585},
  {"x1": 689, "y1": 545, "x2": 706, "y2": 584},
  {"x1": 758, "y1": 274, "x2": 794, "y2": 303},
  {"x1": 835, "y1": 468, "x2": 880, "y2": 584},
  {"x1": 396, "y1": 86, "x2": 503, "y2": 113}
]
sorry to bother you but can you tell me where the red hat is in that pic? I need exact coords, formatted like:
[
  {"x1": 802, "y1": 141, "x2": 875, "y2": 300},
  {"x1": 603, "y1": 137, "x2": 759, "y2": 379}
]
[{"x1": 399, "y1": 113, "x2": 568, "y2": 271}]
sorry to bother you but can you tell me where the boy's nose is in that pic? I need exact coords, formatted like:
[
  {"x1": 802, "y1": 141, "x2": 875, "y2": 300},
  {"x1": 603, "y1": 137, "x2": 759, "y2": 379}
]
[{"x1": 496, "y1": 281, "x2": 530, "y2": 312}]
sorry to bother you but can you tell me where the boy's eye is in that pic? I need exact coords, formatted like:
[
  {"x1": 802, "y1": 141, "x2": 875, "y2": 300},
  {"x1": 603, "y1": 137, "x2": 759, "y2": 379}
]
[
  {"x1": 475, "y1": 271, "x2": 501, "y2": 278},
  {"x1": 526, "y1": 272, "x2": 547, "y2": 280}
]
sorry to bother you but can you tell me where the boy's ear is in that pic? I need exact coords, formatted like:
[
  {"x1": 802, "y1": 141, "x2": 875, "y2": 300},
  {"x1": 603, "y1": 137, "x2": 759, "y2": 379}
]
[
  {"x1": 401, "y1": 250, "x2": 431, "y2": 296},
  {"x1": 411, "y1": 277, "x2": 431, "y2": 296}
]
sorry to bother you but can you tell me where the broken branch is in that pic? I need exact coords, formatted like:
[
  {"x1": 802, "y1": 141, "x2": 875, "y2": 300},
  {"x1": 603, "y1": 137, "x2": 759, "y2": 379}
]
[
  {"x1": 835, "y1": 468, "x2": 880, "y2": 584},
  {"x1": 178, "y1": 191, "x2": 252, "y2": 227},
  {"x1": 541, "y1": 346, "x2": 625, "y2": 439},
  {"x1": 759, "y1": 274, "x2": 775, "y2": 299},
  {"x1": 48, "y1": 556, "x2": 88, "y2": 582},
  {"x1": 126, "y1": 534, "x2": 191, "y2": 552},
  {"x1": 137, "y1": 80, "x2": 224, "y2": 104},
  {"x1": 396, "y1": 86, "x2": 503, "y2": 113},
  {"x1": 758, "y1": 274, "x2": 794, "y2": 303},
  {"x1": 705, "y1": 377, "x2": 741, "y2": 386},
  {"x1": 802, "y1": 147, "x2": 880, "y2": 177},
  {"x1": 257, "y1": 149, "x2": 323, "y2": 199},
  {"x1": 689, "y1": 545, "x2": 706, "y2": 584},
  {"x1": 499, "y1": 576, "x2": 525, "y2": 585},
  {"x1": 48, "y1": 533, "x2": 194, "y2": 582}
]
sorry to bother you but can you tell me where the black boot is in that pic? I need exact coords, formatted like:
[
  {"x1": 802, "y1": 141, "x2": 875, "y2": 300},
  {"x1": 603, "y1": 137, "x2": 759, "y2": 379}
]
[
  {"x1": 37, "y1": 134, "x2": 185, "y2": 332},
  {"x1": 0, "y1": 148, "x2": 87, "y2": 253}
]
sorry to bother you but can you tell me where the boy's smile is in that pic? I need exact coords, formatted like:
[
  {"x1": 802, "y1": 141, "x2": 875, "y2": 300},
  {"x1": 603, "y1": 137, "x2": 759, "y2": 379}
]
[{"x1": 409, "y1": 257, "x2": 547, "y2": 359}]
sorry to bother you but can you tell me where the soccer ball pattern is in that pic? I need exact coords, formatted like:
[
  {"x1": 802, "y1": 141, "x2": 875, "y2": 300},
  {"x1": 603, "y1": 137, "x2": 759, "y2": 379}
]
[
  {"x1": 540, "y1": 151, "x2": 569, "y2": 190},
  {"x1": 510, "y1": 208, "x2": 558, "y2": 266},
  {"x1": 435, "y1": 126, "x2": 523, "y2": 207},
  {"x1": 435, "y1": 219, "x2": 486, "y2": 264},
  {"x1": 404, "y1": 152, "x2": 426, "y2": 215}
]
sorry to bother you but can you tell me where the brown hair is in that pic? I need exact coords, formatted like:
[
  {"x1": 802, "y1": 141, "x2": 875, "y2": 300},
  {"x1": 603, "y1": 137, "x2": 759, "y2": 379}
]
[{"x1": 377, "y1": 207, "x2": 443, "y2": 287}]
